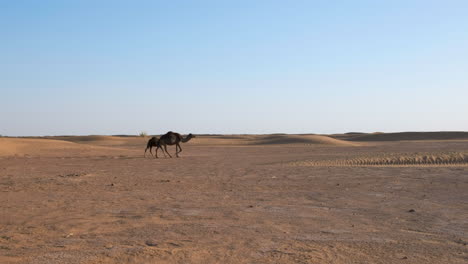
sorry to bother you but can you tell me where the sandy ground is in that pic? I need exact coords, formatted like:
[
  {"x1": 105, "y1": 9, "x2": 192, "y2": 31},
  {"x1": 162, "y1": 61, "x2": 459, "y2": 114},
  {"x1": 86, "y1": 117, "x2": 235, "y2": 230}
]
[{"x1": 0, "y1": 134, "x2": 467, "y2": 263}]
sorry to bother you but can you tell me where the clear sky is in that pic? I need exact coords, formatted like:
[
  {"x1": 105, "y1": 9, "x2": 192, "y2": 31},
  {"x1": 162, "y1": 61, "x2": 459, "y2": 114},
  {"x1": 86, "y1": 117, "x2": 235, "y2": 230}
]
[{"x1": 1, "y1": 0, "x2": 467, "y2": 136}]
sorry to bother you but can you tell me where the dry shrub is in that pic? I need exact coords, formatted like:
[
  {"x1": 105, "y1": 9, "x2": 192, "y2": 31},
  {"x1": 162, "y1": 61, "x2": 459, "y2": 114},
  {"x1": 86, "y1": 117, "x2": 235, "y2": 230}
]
[{"x1": 291, "y1": 152, "x2": 468, "y2": 167}]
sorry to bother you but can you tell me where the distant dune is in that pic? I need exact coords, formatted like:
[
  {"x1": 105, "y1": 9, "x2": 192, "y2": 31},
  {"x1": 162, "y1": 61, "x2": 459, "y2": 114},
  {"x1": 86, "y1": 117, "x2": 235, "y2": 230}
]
[
  {"x1": 0, "y1": 138, "x2": 84, "y2": 156},
  {"x1": 3, "y1": 132, "x2": 467, "y2": 157},
  {"x1": 0, "y1": 138, "x2": 117, "y2": 157},
  {"x1": 252, "y1": 134, "x2": 357, "y2": 146},
  {"x1": 0, "y1": 134, "x2": 356, "y2": 157},
  {"x1": 49, "y1": 135, "x2": 115, "y2": 142},
  {"x1": 332, "y1": 131, "x2": 468, "y2": 141},
  {"x1": 29, "y1": 134, "x2": 356, "y2": 147},
  {"x1": 45, "y1": 135, "x2": 145, "y2": 147},
  {"x1": 185, "y1": 134, "x2": 356, "y2": 146}
]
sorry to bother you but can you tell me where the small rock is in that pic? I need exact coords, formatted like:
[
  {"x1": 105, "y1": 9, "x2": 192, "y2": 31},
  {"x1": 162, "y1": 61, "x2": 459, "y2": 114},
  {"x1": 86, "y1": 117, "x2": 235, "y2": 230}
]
[
  {"x1": 402, "y1": 256, "x2": 408, "y2": 259},
  {"x1": 65, "y1": 233, "x2": 73, "y2": 238},
  {"x1": 145, "y1": 240, "x2": 158, "y2": 247},
  {"x1": 408, "y1": 209, "x2": 415, "y2": 213},
  {"x1": 105, "y1": 244, "x2": 114, "y2": 249},
  {"x1": 168, "y1": 242, "x2": 181, "y2": 247},
  {"x1": 248, "y1": 205, "x2": 254, "y2": 208},
  {"x1": 110, "y1": 183, "x2": 114, "y2": 186}
]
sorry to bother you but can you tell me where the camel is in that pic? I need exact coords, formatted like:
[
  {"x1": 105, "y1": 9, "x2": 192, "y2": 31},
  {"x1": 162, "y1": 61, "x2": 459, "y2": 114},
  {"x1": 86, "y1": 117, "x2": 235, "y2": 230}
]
[
  {"x1": 144, "y1": 136, "x2": 165, "y2": 158},
  {"x1": 157, "y1": 131, "x2": 195, "y2": 158}
]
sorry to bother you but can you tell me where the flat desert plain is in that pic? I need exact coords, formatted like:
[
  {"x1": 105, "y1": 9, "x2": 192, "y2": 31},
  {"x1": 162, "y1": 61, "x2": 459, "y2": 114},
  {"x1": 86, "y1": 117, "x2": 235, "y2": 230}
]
[{"x1": 1, "y1": 132, "x2": 467, "y2": 264}]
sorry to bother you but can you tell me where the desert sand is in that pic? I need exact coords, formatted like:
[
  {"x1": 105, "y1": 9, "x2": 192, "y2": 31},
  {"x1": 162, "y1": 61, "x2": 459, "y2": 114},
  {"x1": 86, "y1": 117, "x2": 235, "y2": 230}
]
[{"x1": 0, "y1": 133, "x2": 467, "y2": 263}]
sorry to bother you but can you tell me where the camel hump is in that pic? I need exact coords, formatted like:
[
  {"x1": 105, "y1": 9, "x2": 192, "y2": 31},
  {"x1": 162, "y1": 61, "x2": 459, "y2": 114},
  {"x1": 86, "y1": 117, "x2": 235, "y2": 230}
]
[
  {"x1": 170, "y1": 134, "x2": 179, "y2": 142},
  {"x1": 163, "y1": 131, "x2": 174, "y2": 137}
]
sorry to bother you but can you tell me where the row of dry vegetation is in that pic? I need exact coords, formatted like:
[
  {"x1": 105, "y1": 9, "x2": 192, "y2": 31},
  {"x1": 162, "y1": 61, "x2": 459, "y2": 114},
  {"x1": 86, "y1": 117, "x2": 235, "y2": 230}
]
[{"x1": 292, "y1": 152, "x2": 468, "y2": 167}]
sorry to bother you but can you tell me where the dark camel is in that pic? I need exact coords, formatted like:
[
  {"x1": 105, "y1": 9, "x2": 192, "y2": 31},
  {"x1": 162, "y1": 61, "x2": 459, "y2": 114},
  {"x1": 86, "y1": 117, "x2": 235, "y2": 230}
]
[
  {"x1": 144, "y1": 136, "x2": 165, "y2": 158},
  {"x1": 157, "y1": 131, "x2": 195, "y2": 158}
]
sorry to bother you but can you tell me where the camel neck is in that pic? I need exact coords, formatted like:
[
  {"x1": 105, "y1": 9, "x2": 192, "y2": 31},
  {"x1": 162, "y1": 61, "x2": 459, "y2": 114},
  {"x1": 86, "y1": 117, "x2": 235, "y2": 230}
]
[{"x1": 181, "y1": 136, "x2": 192, "y2": 143}]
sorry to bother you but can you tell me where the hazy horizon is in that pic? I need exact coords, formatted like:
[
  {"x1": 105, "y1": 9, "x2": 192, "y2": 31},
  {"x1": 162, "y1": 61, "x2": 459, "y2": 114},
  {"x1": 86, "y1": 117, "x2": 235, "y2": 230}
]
[
  {"x1": 2, "y1": 1, "x2": 468, "y2": 137},
  {"x1": 4, "y1": 131, "x2": 468, "y2": 138}
]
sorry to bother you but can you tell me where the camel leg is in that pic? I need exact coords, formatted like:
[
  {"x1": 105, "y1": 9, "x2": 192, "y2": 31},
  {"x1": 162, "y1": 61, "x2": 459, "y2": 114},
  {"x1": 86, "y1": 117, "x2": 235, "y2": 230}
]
[
  {"x1": 155, "y1": 146, "x2": 166, "y2": 158},
  {"x1": 164, "y1": 145, "x2": 172, "y2": 158},
  {"x1": 154, "y1": 146, "x2": 159, "y2": 158},
  {"x1": 176, "y1": 143, "x2": 182, "y2": 157},
  {"x1": 158, "y1": 146, "x2": 167, "y2": 158},
  {"x1": 166, "y1": 146, "x2": 173, "y2": 158},
  {"x1": 144, "y1": 147, "x2": 151, "y2": 157},
  {"x1": 156, "y1": 145, "x2": 166, "y2": 158}
]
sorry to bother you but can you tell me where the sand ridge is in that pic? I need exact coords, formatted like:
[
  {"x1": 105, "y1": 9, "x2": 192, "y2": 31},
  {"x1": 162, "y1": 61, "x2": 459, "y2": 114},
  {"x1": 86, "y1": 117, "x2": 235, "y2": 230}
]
[
  {"x1": 45, "y1": 136, "x2": 143, "y2": 147},
  {"x1": 0, "y1": 138, "x2": 123, "y2": 157},
  {"x1": 172, "y1": 134, "x2": 357, "y2": 146},
  {"x1": 336, "y1": 131, "x2": 468, "y2": 141},
  {"x1": 252, "y1": 134, "x2": 357, "y2": 146},
  {"x1": 0, "y1": 134, "x2": 354, "y2": 157}
]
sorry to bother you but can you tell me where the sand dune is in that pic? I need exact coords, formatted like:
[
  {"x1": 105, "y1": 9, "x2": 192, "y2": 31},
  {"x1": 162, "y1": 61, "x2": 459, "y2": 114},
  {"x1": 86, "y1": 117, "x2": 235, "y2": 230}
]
[
  {"x1": 341, "y1": 131, "x2": 468, "y2": 141},
  {"x1": 0, "y1": 138, "x2": 118, "y2": 157},
  {"x1": 7, "y1": 132, "x2": 467, "y2": 155},
  {"x1": 32, "y1": 134, "x2": 357, "y2": 147},
  {"x1": 187, "y1": 134, "x2": 357, "y2": 146},
  {"x1": 49, "y1": 135, "x2": 116, "y2": 142},
  {"x1": 43, "y1": 136, "x2": 146, "y2": 147},
  {"x1": 252, "y1": 134, "x2": 357, "y2": 146}
]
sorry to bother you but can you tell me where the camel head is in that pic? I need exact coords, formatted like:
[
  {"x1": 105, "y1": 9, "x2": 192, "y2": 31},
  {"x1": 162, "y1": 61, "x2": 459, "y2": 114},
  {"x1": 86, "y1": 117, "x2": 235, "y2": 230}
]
[{"x1": 182, "y1": 133, "x2": 195, "y2": 142}]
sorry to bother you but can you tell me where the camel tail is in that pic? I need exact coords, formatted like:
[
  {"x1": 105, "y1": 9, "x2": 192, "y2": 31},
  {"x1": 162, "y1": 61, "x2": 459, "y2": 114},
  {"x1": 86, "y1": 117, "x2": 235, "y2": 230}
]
[
  {"x1": 144, "y1": 145, "x2": 150, "y2": 157},
  {"x1": 146, "y1": 139, "x2": 152, "y2": 149},
  {"x1": 144, "y1": 137, "x2": 155, "y2": 157}
]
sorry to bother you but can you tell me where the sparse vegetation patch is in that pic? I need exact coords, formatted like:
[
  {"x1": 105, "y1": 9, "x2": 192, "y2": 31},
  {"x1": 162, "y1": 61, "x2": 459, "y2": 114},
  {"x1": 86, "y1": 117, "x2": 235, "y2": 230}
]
[{"x1": 291, "y1": 152, "x2": 468, "y2": 167}]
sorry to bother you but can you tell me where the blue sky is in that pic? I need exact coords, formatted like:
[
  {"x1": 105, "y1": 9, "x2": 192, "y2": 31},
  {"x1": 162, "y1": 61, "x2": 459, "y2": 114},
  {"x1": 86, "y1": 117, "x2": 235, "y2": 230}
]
[{"x1": 1, "y1": 0, "x2": 467, "y2": 136}]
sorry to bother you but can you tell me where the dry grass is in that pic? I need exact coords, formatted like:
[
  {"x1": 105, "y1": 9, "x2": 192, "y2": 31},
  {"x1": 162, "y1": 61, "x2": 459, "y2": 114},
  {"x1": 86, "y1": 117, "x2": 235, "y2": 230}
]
[{"x1": 291, "y1": 152, "x2": 468, "y2": 167}]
